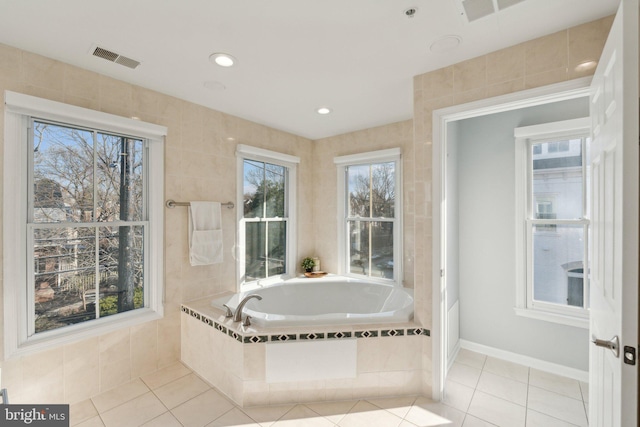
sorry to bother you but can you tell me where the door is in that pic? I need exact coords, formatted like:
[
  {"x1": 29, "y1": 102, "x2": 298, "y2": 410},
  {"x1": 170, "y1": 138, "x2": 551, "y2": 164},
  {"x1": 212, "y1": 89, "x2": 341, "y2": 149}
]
[{"x1": 588, "y1": 0, "x2": 638, "y2": 426}]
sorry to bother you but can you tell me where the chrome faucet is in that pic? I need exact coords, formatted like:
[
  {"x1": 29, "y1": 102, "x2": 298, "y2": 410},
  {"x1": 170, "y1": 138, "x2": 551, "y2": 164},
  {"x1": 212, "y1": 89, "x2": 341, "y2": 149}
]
[{"x1": 233, "y1": 294, "x2": 263, "y2": 322}]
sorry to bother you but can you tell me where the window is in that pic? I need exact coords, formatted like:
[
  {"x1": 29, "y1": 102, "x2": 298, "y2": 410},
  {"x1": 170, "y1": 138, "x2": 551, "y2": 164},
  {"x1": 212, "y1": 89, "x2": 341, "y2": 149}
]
[
  {"x1": 4, "y1": 92, "x2": 165, "y2": 357},
  {"x1": 335, "y1": 149, "x2": 402, "y2": 284},
  {"x1": 514, "y1": 118, "x2": 590, "y2": 328},
  {"x1": 237, "y1": 145, "x2": 298, "y2": 288}
]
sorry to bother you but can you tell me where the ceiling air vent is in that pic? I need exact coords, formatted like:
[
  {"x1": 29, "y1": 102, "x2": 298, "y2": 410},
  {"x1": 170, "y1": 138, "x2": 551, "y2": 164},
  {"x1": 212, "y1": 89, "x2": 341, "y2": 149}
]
[
  {"x1": 91, "y1": 46, "x2": 140, "y2": 69},
  {"x1": 456, "y1": 0, "x2": 526, "y2": 23}
]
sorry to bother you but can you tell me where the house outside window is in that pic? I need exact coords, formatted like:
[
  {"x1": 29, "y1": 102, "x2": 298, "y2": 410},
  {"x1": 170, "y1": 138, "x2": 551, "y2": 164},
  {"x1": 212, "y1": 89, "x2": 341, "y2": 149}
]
[
  {"x1": 335, "y1": 148, "x2": 402, "y2": 284},
  {"x1": 3, "y1": 92, "x2": 165, "y2": 358},
  {"x1": 236, "y1": 145, "x2": 298, "y2": 289},
  {"x1": 514, "y1": 117, "x2": 590, "y2": 328}
]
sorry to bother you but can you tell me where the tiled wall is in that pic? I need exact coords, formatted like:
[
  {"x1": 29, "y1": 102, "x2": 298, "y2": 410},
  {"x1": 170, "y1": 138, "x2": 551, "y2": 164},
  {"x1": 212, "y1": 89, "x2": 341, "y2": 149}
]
[
  {"x1": 0, "y1": 43, "x2": 313, "y2": 404},
  {"x1": 410, "y1": 16, "x2": 613, "y2": 339},
  {"x1": 312, "y1": 120, "x2": 415, "y2": 289},
  {"x1": 0, "y1": 13, "x2": 613, "y2": 406}
]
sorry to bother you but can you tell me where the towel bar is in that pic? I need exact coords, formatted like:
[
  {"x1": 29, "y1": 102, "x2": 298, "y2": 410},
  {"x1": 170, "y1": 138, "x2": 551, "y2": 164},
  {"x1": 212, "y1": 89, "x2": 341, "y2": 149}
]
[{"x1": 165, "y1": 199, "x2": 234, "y2": 209}]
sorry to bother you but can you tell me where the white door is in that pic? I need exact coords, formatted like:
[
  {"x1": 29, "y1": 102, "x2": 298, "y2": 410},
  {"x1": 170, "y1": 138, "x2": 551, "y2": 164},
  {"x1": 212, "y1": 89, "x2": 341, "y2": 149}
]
[{"x1": 588, "y1": 0, "x2": 638, "y2": 426}]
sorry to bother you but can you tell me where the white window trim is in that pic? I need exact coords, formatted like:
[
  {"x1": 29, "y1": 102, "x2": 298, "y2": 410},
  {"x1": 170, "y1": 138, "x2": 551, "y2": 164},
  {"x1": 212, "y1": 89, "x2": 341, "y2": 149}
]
[
  {"x1": 3, "y1": 91, "x2": 166, "y2": 359},
  {"x1": 514, "y1": 117, "x2": 590, "y2": 329},
  {"x1": 236, "y1": 144, "x2": 299, "y2": 291},
  {"x1": 334, "y1": 148, "x2": 403, "y2": 285}
]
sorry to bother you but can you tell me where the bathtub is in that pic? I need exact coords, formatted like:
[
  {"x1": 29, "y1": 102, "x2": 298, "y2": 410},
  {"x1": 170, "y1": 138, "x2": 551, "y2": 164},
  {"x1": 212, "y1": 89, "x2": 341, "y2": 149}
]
[{"x1": 211, "y1": 275, "x2": 414, "y2": 328}]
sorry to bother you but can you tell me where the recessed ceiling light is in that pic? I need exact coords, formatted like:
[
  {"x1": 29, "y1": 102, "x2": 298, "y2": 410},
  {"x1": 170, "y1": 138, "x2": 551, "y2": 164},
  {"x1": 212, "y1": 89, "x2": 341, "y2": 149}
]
[
  {"x1": 316, "y1": 107, "x2": 332, "y2": 115},
  {"x1": 209, "y1": 53, "x2": 236, "y2": 67},
  {"x1": 430, "y1": 35, "x2": 462, "y2": 53}
]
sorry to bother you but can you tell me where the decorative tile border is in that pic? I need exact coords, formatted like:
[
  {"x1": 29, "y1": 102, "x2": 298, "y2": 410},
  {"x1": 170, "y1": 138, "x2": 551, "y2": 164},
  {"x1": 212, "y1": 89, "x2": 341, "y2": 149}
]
[{"x1": 181, "y1": 304, "x2": 430, "y2": 344}]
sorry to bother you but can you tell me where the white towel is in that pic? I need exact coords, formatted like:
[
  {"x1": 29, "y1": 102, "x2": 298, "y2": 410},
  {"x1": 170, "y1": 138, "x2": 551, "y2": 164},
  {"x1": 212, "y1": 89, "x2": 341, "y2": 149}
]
[{"x1": 188, "y1": 201, "x2": 223, "y2": 266}]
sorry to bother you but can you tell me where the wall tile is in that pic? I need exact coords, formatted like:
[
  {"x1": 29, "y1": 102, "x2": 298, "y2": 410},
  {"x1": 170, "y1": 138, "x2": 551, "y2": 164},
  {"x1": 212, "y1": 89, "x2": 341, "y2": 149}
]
[
  {"x1": 21, "y1": 52, "x2": 65, "y2": 92},
  {"x1": 64, "y1": 338, "x2": 100, "y2": 404},
  {"x1": 487, "y1": 44, "x2": 526, "y2": 86},
  {"x1": 454, "y1": 56, "x2": 487, "y2": 93},
  {"x1": 568, "y1": 16, "x2": 614, "y2": 80},
  {"x1": 524, "y1": 30, "x2": 568, "y2": 76},
  {"x1": 131, "y1": 321, "x2": 159, "y2": 378}
]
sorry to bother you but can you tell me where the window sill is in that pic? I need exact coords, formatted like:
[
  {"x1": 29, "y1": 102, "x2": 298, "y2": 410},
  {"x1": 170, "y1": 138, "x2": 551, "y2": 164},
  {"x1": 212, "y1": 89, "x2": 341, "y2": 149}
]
[
  {"x1": 513, "y1": 307, "x2": 588, "y2": 329},
  {"x1": 7, "y1": 308, "x2": 163, "y2": 359}
]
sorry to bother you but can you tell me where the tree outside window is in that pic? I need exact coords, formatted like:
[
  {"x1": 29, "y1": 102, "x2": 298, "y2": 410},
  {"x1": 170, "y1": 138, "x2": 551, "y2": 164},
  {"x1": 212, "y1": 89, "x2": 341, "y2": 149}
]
[
  {"x1": 242, "y1": 159, "x2": 287, "y2": 281},
  {"x1": 347, "y1": 162, "x2": 395, "y2": 279},
  {"x1": 31, "y1": 121, "x2": 146, "y2": 334}
]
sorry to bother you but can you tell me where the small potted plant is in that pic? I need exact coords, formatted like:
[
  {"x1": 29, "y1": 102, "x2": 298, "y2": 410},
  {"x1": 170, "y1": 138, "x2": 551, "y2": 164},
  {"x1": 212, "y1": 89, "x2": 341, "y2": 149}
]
[{"x1": 301, "y1": 257, "x2": 315, "y2": 273}]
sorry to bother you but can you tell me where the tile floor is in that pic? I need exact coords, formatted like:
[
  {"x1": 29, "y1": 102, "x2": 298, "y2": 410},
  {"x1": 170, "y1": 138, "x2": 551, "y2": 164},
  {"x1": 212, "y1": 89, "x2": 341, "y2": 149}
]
[{"x1": 70, "y1": 349, "x2": 589, "y2": 427}]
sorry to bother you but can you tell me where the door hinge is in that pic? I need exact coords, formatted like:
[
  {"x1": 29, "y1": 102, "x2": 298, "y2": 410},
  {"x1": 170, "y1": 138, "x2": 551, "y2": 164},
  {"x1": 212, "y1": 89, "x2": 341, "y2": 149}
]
[{"x1": 440, "y1": 269, "x2": 444, "y2": 278}]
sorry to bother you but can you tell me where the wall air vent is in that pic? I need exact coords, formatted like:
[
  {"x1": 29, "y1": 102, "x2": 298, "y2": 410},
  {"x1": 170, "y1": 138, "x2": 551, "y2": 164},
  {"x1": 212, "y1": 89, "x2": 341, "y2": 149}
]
[
  {"x1": 456, "y1": 0, "x2": 526, "y2": 23},
  {"x1": 91, "y1": 45, "x2": 140, "y2": 69}
]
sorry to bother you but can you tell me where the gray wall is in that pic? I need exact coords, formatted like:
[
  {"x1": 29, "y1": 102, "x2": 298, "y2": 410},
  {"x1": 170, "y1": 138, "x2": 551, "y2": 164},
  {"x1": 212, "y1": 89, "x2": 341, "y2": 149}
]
[
  {"x1": 454, "y1": 97, "x2": 590, "y2": 371},
  {"x1": 446, "y1": 122, "x2": 460, "y2": 311}
]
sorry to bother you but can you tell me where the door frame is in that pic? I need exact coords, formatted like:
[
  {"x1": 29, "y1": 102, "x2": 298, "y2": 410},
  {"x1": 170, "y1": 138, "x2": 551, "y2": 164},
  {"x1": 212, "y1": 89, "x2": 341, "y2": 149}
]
[{"x1": 431, "y1": 76, "x2": 592, "y2": 400}]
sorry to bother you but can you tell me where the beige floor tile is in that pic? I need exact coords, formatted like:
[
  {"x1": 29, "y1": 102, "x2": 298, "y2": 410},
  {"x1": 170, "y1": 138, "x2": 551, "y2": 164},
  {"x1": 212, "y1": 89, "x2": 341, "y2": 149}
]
[
  {"x1": 207, "y1": 408, "x2": 261, "y2": 427},
  {"x1": 366, "y1": 395, "x2": 417, "y2": 419},
  {"x1": 75, "y1": 416, "x2": 105, "y2": 427},
  {"x1": 448, "y1": 362, "x2": 482, "y2": 389},
  {"x1": 442, "y1": 379, "x2": 474, "y2": 412},
  {"x1": 272, "y1": 404, "x2": 335, "y2": 427},
  {"x1": 476, "y1": 371, "x2": 528, "y2": 406},
  {"x1": 141, "y1": 411, "x2": 183, "y2": 427},
  {"x1": 482, "y1": 357, "x2": 529, "y2": 384},
  {"x1": 100, "y1": 392, "x2": 167, "y2": 427},
  {"x1": 529, "y1": 369, "x2": 582, "y2": 400},
  {"x1": 303, "y1": 400, "x2": 358, "y2": 424},
  {"x1": 404, "y1": 397, "x2": 466, "y2": 427},
  {"x1": 467, "y1": 391, "x2": 526, "y2": 427},
  {"x1": 153, "y1": 373, "x2": 210, "y2": 409},
  {"x1": 338, "y1": 400, "x2": 404, "y2": 427},
  {"x1": 70, "y1": 399, "x2": 98, "y2": 426},
  {"x1": 241, "y1": 404, "x2": 295, "y2": 427},
  {"x1": 171, "y1": 388, "x2": 235, "y2": 427},
  {"x1": 455, "y1": 349, "x2": 487, "y2": 370},
  {"x1": 462, "y1": 414, "x2": 498, "y2": 426},
  {"x1": 526, "y1": 409, "x2": 582, "y2": 427},
  {"x1": 579, "y1": 381, "x2": 589, "y2": 402},
  {"x1": 527, "y1": 386, "x2": 587, "y2": 427},
  {"x1": 91, "y1": 378, "x2": 150, "y2": 413},
  {"x1": 141, "y1": 362, "x2": 192, "y2": 390}
]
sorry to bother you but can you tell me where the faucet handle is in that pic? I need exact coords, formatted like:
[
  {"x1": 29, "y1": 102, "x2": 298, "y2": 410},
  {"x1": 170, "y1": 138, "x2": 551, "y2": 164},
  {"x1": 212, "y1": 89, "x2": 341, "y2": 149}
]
[
  {"x1": 242, "y1": 315, "x2": 252, "y2": 327},
  {"x1": 222, "y1": 304, "x2": 234, "y2": 318}
]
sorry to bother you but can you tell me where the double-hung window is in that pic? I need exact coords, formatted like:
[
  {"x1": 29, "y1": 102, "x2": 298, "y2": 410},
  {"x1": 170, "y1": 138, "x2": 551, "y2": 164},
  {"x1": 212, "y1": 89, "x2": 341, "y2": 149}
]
[
  {"x1": 4, "y1": 92, "x2": 165, "y2": 357},
  {"x1": 237, "y1": 145, "x2": 298, "y2": 289},
  {"x1": 514, "y1": 118, "x2": 590, "y2": 328},
  {"x1": 335, "y1": 148, "x2": 402, "y2": 284}
]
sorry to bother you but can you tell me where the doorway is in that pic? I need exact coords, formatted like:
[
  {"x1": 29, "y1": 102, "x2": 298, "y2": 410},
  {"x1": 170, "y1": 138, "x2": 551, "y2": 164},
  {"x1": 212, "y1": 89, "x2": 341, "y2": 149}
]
[{"x1": 431, "y1": 77, "x2": 593, "y2": 400}]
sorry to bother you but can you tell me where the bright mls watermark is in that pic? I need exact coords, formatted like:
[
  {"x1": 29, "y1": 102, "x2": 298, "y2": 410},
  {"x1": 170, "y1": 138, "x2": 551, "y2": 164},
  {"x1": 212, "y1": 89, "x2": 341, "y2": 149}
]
[{"x1": 1, "y1": 405, "x2": 69, "y2": 426}]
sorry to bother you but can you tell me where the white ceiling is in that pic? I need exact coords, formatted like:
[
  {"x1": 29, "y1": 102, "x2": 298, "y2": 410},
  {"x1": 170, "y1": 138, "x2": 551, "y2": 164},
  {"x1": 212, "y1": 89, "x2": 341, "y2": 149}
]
[{"x1": 0, "y1": 0, "x2": 619, "y2": 140}]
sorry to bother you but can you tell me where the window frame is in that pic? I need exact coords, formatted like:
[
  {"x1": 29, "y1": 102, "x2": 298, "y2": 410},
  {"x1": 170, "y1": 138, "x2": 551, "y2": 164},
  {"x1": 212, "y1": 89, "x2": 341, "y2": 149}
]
[
  {"x1": 3, "y1": 91, "x2": 166, "y2": 358},
  {"x1": 334, "y1": 148, "x2": 402, "y2": 285},
  {"x1": 514, "y1": 117, "x2": 590, "y2": 328},
  {"x1": 236, "y1": 144, "x2": 299, "y2": 291}
]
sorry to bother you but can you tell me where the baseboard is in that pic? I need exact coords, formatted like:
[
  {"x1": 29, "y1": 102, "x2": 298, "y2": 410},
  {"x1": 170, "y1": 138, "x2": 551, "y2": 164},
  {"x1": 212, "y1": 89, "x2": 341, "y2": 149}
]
[{"x1": 459, "y1": 339, "x2": 589, "y2": 383}]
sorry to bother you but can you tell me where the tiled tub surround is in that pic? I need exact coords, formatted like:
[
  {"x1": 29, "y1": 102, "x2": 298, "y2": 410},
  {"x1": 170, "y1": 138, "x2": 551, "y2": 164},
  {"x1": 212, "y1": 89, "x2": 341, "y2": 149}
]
[{"x1": 181, "y1": 298, "x2": 430, "y2": 407}]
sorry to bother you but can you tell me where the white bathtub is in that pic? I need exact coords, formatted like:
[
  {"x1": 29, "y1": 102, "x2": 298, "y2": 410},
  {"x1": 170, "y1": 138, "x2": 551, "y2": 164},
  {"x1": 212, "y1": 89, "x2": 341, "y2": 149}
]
[{"x1": 211, "y1": 275, "x2": 414, "y2": 328}]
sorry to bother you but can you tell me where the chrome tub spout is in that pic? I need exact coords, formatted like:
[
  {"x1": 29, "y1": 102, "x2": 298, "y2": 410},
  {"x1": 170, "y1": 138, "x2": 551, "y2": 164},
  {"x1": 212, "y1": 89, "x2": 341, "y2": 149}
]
[{"x1": 233, "y1": 294, "x2": 263, "y2": 322}]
